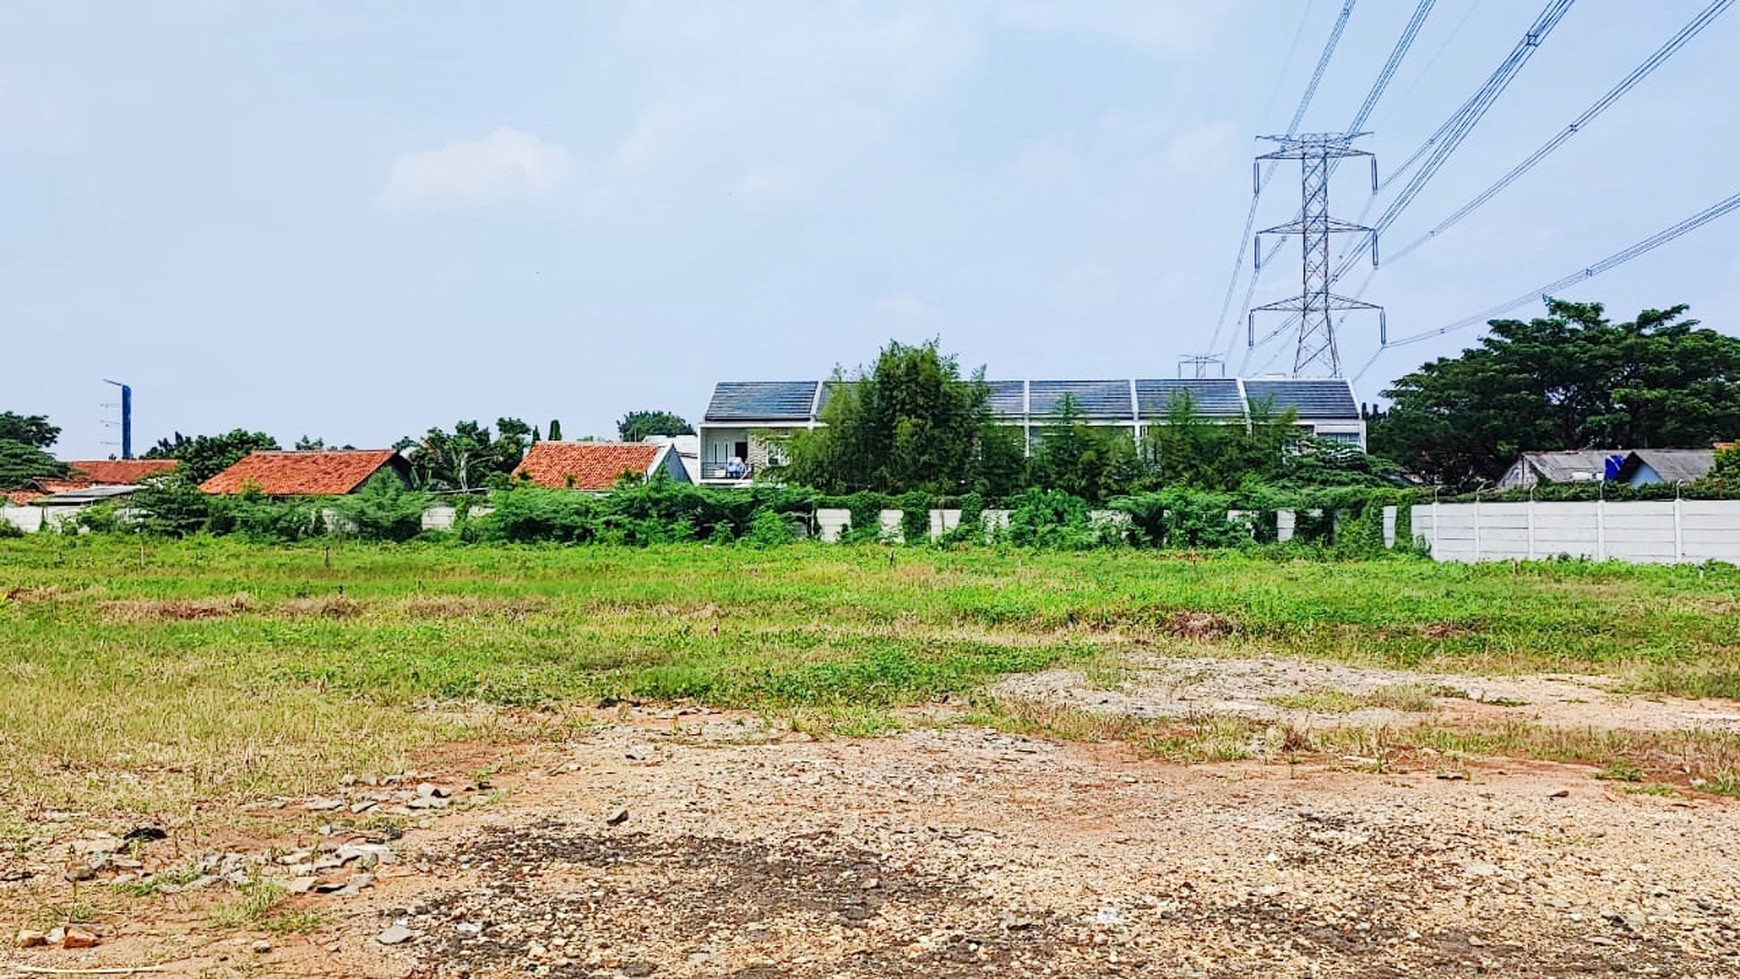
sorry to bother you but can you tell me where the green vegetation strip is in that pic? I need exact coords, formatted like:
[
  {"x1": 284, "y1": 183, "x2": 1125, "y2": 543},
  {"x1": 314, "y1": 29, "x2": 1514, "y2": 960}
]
[{"x1": 1, "y1": 538, "x2": 1736, "y2": 816}]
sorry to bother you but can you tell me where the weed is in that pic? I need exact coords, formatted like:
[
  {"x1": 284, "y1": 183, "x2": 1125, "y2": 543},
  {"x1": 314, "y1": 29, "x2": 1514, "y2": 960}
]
[
  {"x1": 1596, "y1": 760, "x2": 1645, "y2": 782},
  {"x1": 110, "y1": 861, "x2": 206, "y2": 897},
  {"x1": 262, "y1": 908, "x2": 329, "y2": 934},
  {"x1": 1707, "y1": 769, "x2": 1740, "y2": 798},
  {"x1": 209, "y1": 882, "x2": 287, "y2": 929},
  {"x1": 1622, "y1": 783, "x2": 1676, "y2": 797}
]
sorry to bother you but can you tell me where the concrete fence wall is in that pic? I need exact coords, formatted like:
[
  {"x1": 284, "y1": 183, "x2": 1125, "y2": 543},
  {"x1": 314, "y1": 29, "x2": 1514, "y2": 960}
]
[{"x1": 1414, "y1": 499, "x2": 1740, "y2": 564}]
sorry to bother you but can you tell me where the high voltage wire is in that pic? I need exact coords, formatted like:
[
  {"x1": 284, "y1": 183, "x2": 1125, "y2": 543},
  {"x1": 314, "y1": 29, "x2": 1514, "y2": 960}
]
[
  {"x1": 1384, "y1": 0, "x2": 1734, "y2": 265},
  {"x1": 1350, "y1": 189, "x2": 1740, "y2": 383},
  {"x1": 1348, "y1": 0, "x2": 1573, "y2": 241},
  {"x1": 1348, "y1": 0, "x2": 1437, "y2": 132},
  {"x1": 1217, "y1": 0, "x2": 1435, "y2": 364},
  {"x1": 1357, "y1": 0, "x2": 1575, "y2": 258},
  {"x1": 1205, "y1": 0, "x2": 1357, "y2": 357}
]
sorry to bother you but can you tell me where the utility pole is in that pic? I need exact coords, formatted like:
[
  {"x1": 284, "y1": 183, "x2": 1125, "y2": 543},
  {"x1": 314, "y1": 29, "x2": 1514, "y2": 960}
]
[
  {"x1": 1247, "y1": 133, "x2": 1386, "y2": 377},
  {"x1": 103, "y1": 379, "x2": 132, "y2": 459}
]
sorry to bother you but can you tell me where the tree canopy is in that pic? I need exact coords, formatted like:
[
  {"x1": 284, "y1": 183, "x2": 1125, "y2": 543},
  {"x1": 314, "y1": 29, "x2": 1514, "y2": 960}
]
[
  {"x1": 617, "y1": 410, "x2": 693, "y2": 442},
  {"x1": 402, "y1": 418, "x2": 531, "y2": 491},
  {"x1": 1370, "y1": 299, "x2": 1740, "y2": 488},
  {"x1": 142, "y1": 429, "x2": 281, "y2": 484},
  {"x1": 0, "y1": 412, "x2": 60, "y2": 450},
  {"x1": 782, "y1": 340, "x2": 1010, "y2": 495},
  {"x1": 0, "y1": 411, "x2": 66, "y2": 490}
]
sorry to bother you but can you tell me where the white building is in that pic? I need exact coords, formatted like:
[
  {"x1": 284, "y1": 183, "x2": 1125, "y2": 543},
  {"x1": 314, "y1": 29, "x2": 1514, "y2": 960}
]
[{"x1": 696, "y1": 377, "x2": 1367, "y2": 485}]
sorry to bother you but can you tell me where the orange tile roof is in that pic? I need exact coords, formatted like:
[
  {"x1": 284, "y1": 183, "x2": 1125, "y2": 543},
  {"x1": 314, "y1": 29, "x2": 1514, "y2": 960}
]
[
  {"x1": 200, "y1": 450, "x2": 402, "y2": 496},
  {"x1": 4, "y1": 490, "x2": 45, "y2": 506},
  {"x1": 36, "y1": 479, "x2": 94, "y2": 494},
  {"x1": 513, "y1": 442, "x2": 662, "y2": 490},
  {"x1": 64, "y1": 459, "x2": 179, "y2": 484}
]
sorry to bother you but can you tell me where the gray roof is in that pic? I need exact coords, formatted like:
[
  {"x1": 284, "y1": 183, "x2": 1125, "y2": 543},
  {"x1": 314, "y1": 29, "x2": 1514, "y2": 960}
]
[
  {"x1": 1243, "y1": 379, "x2": 1360, "y2": 420},
  {"x1": 704, "y1": 377, "x2": 1362, "y2": 425},
  {"x1": 1135, "y1": 378, "x2": 1245, "y2": 417},
  {"x1": 30, "y1": 484, "x2": 144, "y2": 506},
  {"x1": 1626, "y1": 449, "x2": 1715, "y2": 483},
  {"x1": 704, "y1": 381, "x2": 819, "y2": 422},
  {"x1": 1518, "y1": 450, "x2": 1622, "y2": 482}
]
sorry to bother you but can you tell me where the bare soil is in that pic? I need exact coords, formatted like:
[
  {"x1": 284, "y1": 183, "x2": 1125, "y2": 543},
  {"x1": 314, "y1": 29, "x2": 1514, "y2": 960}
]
[
  {"x1": 5, "y1": 710, "x2": 1739, "y2": 979},
  {"x1": 995, "y1": 654, "x2": 1740, "y2": 732}
]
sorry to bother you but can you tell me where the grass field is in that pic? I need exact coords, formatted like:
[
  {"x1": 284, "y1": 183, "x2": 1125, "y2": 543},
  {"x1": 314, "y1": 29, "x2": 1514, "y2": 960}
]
[{"x1": 2, "y1": 536, "x2": 1737, "y2": 821}]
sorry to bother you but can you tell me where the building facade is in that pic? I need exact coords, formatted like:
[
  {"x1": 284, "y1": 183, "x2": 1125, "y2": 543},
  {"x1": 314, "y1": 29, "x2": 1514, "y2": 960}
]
[{"x1": 696, "y1": 377, "x2": 1366, "y2": 485}]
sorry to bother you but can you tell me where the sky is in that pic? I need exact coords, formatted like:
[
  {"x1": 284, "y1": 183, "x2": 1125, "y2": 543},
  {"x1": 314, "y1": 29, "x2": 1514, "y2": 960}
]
[{"x1": 3, "y1": 0, "x2": 1738, "y2": 458}]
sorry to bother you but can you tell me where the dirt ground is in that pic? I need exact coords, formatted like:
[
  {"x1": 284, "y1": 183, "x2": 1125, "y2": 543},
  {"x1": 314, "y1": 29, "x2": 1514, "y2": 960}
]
[
  {"x1": 5, "y1": 695, "x2": 1740, "y2": 979},
  {"x1": 994, "y1": 653, "x2": 1740, "y2": 732}
]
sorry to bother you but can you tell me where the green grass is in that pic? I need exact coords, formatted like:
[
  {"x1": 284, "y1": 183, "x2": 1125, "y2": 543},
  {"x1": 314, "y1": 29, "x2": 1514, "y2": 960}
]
[{"x1": 1, "y1": 536, "x2": 1736, "y2": 819}]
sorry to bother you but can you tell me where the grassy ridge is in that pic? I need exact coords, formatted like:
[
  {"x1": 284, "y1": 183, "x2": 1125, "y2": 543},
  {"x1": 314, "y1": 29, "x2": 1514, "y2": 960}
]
[{"x1": 1, "y1": 537, "x2": 1736, "y2": 816}]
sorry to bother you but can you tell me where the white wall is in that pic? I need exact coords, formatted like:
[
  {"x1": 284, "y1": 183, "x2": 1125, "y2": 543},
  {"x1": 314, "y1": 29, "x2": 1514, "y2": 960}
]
[{"x1": 1414, "y1": 499, "x2": 1740, "y2": 564}]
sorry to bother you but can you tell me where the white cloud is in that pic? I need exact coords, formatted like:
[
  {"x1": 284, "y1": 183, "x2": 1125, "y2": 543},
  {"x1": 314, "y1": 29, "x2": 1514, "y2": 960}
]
[
  {"x1": 872, "y1": 291, "x2": 941, "y2": 327},
  {"x1": 380, "y1": 128, "x2": 571, "y2": 207}
]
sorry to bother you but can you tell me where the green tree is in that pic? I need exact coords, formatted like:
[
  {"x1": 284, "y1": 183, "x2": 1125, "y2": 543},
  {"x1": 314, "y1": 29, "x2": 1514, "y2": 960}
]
[
  {"x1": 547, "y1": 419, "x2": 563, "y2": 441},
  {"x1": 405, "y1": 418, "x2": 531, "y2": 491},
  {"x1": 0, "y1": 440, "x2": 67, "y2": 489},
  {"x1": 617, "y1": 410, "x2": 692, "y2": 442},
  {"x1": 0, "y1": 412, "x2": 60, "y2": 450},
  {"x1": 1145, "y1": 392, "x2": 1296, "y2": 491},
  {"x1": 143, "y1": 429, "x2": 281, "y2": 483},
  {"x1": 1025, "y1": 395, "x2": 1144, "y2": 503},
  {"x1": 1371, "y1": 299, "x2": 1740, "y2": 488},
  {"x1": 782, "y1": 340, "x2": 1001, "y2": 495}
]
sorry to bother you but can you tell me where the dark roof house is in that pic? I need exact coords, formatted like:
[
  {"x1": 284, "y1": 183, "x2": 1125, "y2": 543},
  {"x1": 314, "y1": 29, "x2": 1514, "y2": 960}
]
[{"x1": 200, "y1": 450, "x2": 409, "y2": 495}]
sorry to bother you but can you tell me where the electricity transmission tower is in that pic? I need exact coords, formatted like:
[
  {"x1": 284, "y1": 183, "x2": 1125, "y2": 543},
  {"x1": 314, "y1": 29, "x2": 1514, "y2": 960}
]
[{"x1": 1248, "y1": 133, "x2": 1386, "y2": 376}]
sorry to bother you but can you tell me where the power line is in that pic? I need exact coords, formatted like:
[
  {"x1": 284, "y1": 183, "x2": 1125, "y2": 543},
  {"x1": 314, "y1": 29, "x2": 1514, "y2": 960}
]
[
  {"x1": 1386, "y1": 0, "x2": 1734, "y2": 266},
  {"x1": 1206, "y1": 0, "x2": 1358, "y2": 357},
  {"x1": 1348, "y1": 0, "x2": 1437, "y2": 133},
  {"x1": 1351, "y1": 188, "x2": 1740, "y2": 382},
  {"x1": 1332, "y1": 0, "x2": 1575, "y2": 289}
]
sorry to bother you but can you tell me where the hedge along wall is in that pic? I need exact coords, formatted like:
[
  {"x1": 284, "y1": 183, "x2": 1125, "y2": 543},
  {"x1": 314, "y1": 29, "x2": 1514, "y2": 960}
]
[{"x1": 811, "y1": 506, "x2": 1409, "y2": 549}]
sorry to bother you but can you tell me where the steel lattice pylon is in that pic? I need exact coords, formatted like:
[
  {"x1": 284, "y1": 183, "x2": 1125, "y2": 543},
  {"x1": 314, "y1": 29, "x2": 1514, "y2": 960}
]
[{"x1": 1247, "y1": 133, "x2": 1387, "y2": 377}]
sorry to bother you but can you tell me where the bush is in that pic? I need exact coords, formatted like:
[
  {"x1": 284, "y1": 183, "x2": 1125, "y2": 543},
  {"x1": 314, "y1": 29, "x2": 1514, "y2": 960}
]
[
  {"x1": 328, "y1": 474, "x2": 430, "y2": 543},
  {"x1": 742, "y1": 507, "x2": 796, "y2": 547},
  {"x1": 899, "y1": 491, "x2": 932, "y2": 545}
]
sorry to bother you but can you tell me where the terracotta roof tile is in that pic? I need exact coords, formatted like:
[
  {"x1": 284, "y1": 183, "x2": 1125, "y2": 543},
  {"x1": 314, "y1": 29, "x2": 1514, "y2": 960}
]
[
  {"x1": 4, "y1": 490, "x2": 45, "y2": 506},
  {"x1": 513, "y1": 442, "x2": 662, "y2": 490},
  {"x1": 64, "y1": 459, "x2": 179, "y2": 484},
  {"x1": 200, "y1": 450, "x2": 403, "y2": 496},
  {"x1": 36, "y1": 480, "x2": 95, "y2": 494}
]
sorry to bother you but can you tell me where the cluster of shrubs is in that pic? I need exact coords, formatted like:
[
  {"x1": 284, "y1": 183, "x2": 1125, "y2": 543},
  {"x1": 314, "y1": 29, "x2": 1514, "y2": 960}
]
[{"x1": 50, "y1": 472, "x2": 1418, "y2": 557}]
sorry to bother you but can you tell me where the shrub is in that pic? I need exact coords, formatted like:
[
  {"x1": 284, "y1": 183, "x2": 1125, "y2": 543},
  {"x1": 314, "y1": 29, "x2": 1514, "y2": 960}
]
[{"x1": 899, "y1": 491, "x2": 932, "y2": 545}]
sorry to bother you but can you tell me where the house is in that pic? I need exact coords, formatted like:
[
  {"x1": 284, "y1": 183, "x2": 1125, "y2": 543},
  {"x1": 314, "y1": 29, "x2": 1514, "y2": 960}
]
[
  {"x1": 695, "y1": 376, "x2": 1366, "y2": 484},
  {"x1": 1497, "y1": 450, "x2": 1621, "y2": 490},
  {"x1": 512, "y1": 441, "x2": 691, "y2": 490},
  {"x1": 200, "y1": 450, "x2": 410, "y2": 495},
  {"x1": 1499, "y1": 448, "x2": 1719, "y2": 490},
  {"x1": 64, "y1": 459, "x2": 179, "y2": 485},
  {"x1": 1616, "y1": 449, "x2": 1716, "y2": 486},
  {"x1": 639, "y1": 434, "x2": 701, "y2": 483}
]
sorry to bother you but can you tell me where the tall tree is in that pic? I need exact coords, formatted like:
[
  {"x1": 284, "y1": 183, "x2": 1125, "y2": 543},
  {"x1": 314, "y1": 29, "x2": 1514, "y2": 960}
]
[
  {"x1": 783, "y1": 340, "x2": 1000, "y2": 495},
  {"x1": 142, "y1": 429, "x2": 280, "y2": 483},
  {"x1": 617, "y1": 411, "x2": 692, "y2": 442},
  {"x1": 1025, "y1": 395, "x2": 1142, "y2": 503},
  {"x1": 0, "y1": 412, "x2": 60, "y2": 450},
  {"x1": 547, "y1": 419, "x2": 563, "y2": 441},
  {"x1": 405, "y1": 418, "x2": 531, "y2": 491},
  {"x1": 1371, "y1": 299, "x2": 1740, "y2": 488}
]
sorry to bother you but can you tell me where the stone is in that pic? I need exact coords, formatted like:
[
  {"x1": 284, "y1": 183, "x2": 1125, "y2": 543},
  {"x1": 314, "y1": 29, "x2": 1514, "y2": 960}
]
[
  {"x1": 60, "y1": 927, "x2": 99, "y2": 949},
  {"x1": 417, "y1": 782, "x2": 449, "y2": 799},
  {"x1": 350, "y1": 800, "x2": 379, "y2": 814},
  {"x1": 622, "y1": 960, "x2": 657, "y2": 977},
  {"x1": 348, "y1": 873, "x2": 376, "y2": 890},
  {"x1": 121, "y1": 826, "x2": 168, "y2": 845},
  {"x1": 286, "y1": 876, "x2": 318, "y2": 894},
  {"x1": 337, "y1": 843, "x2": 393, "y2": 867},
  {"x1": 377, "y1": 925, "x2": 414, "y2": 946},
  {"x1": 15, "y1": 929, "x2": 47, "y2": 948},
  {"x1": 1548, "y1": 789, "x2": 1570, "y2": 798},
  {"x1": 305, "y1": 797, "x2": 345, "y2": 811},
  {"x1": 606, "y1": 807, "x2": 630, "y2": 826},
  {"x1": 253, "y1": 939, "x2": 272, "y2": 954}
]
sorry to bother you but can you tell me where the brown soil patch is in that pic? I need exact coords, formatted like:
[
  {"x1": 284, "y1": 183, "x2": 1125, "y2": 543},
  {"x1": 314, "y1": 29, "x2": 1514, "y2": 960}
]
[{"x1": 6, "y1": 719, "x2": 1737, "y2": 978}]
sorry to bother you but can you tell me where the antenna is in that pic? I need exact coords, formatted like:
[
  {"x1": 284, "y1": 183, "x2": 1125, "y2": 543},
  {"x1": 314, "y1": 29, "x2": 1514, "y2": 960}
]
[
  {"x1": 1177, "y1": 355, "x2": 1227, "y2": 379},
  {"x1": 103, "y1": 380, "x2": 132, "y2": 459}
]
